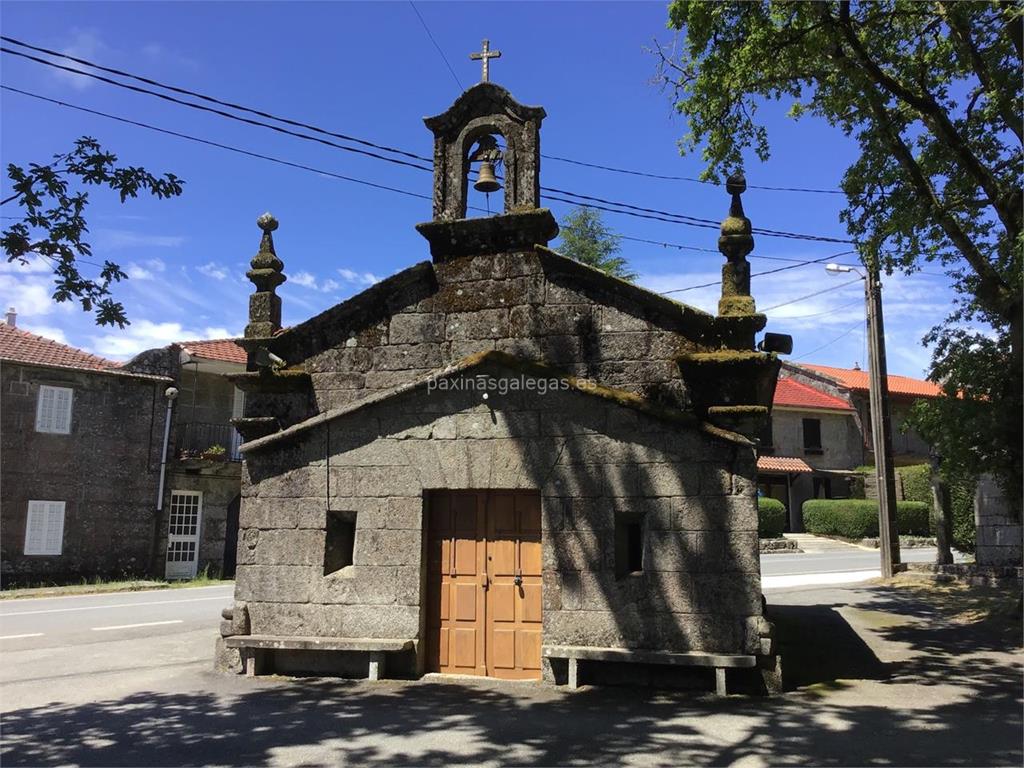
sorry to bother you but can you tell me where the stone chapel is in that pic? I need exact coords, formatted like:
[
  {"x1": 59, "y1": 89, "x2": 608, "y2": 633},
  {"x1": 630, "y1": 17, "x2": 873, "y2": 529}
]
[{"x1": 216, "y1": 73, "x2": 783, "y2": 695}]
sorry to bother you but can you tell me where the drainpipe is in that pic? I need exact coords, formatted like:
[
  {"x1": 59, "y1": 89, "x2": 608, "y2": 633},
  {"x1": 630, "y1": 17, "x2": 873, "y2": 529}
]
[{"x1": 152, "y1": 386, "x2": 179, "y2": 575}]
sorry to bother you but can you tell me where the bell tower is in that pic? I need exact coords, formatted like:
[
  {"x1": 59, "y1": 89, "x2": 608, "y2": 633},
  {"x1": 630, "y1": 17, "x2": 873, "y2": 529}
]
[{"x1": 416, "y1": 42, "x2": 558, "y2": 260}]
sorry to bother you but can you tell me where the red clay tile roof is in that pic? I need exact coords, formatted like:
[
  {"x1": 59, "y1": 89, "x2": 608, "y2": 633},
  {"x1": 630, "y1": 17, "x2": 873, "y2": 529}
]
[
  {"x1": 0, "y1": 323, "x2": 118, "y2": 371},
  {"x1": 800, "y1": 363, "x2": 941, "y2": 398},
  {"x1": 758, "y1": 456, "x2": 814, "y2": 473},
  {"x1": 773, "y1": 378, "x2": 853, "y2": 411},
  {"x1": 178, "y1": 338, "x2": 247, "y2": 364}
]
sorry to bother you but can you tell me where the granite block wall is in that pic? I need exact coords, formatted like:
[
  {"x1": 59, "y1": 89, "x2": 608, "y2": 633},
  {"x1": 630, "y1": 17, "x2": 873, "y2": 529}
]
[
  {"x1": 235, "y1": 363, "x2": 764, "y2": 668},
  {"x1": 0, "y1": 362, "x2": 167, "y2": 583}
]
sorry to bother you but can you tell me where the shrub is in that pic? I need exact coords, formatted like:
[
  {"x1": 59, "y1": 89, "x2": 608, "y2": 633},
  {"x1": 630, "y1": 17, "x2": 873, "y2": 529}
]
[
  {"x1": 802, "y1": 499, "x2": 932, "y2": 539},
  {"x1": 896, "y1": 464, "x2": 932, "y2": 505},
  {"x1": 757, "y1": 497, "x2": 786, "y2": 538},
  {"x1": 896, "y1": 463, "x2": 977, "y2": 553}
]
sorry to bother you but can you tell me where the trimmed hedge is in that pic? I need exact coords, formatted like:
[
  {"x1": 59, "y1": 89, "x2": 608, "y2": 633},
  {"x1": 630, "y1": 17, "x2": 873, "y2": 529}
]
[
  {"x1": 757, "y1": 497, "x2": 787, "y2": 538},
  {"x1": 803, "y1": 499, "x2": 931, "y2": 539}
]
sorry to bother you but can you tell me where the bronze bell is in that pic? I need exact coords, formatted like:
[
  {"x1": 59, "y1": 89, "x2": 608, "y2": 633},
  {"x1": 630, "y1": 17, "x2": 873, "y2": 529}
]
[{"x1": 474, "y1": 160, "x2": 501, "y2": 194}]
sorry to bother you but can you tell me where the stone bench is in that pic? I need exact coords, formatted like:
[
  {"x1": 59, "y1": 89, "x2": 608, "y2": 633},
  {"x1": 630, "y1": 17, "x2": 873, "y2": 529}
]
[
  {"x1": 543, "y1": 645, "x2": 757, "y2": 696},
  {"x1": 225, "y1": 635, "x2": 415, "y2": 680}
]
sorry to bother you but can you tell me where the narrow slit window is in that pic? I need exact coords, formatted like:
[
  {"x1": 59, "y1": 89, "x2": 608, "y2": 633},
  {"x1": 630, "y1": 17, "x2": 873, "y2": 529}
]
[
  {"x1": 324, "y1": 510, "x2": 356, "y2": 575},
  {"x1": 614, "y1": 515, "x2": 644, "y2": 577}
]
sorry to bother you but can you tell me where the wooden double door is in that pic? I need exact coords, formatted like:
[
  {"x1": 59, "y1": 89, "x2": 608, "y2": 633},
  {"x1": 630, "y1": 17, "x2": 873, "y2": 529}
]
[{"x1": 426, "y1": 490, "x2": 543, "y2": 680}]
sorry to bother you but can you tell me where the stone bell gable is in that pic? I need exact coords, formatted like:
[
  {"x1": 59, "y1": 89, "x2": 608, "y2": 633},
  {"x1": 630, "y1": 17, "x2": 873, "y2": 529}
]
[{"x1": 221, "y1": 73, "x2": 782, "y2": 693}]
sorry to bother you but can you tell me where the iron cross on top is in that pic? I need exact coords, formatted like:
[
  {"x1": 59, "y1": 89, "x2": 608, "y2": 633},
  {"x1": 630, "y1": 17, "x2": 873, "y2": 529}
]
[{"x1": 470, "y1": 39, "x2": 501, "y2": 82}]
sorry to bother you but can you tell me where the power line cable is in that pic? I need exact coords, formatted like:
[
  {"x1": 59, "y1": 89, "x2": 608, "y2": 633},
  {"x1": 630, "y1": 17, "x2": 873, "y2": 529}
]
[
  {"x1": 0, "y1": 86, "x2": 439, "y2": 205},
  {"x1": 0, "y1": 38, "x2": 855, "y2": 244},
  {"x1": 793, "y1": 321, "x2": 864, "y2": 360},
  {"x1": 660, "y1": 249, "x2": 855, "y2": 295},
  {"x1": 0, "y1": 46, "x2": 436, "y2": 175},
  {"x1": 768, "y1": 296, "x2": 863, "y2": 319},
  {"x1": 0, "y1": 35, "x2": 433, "y2": 163},
  {"x1": 408, "y1": 2, "x2": 464, "y2": 92},
  {"x1": 0, "y1": 84, "x2": 883, "y2": 321},
  {"x1": 2, "y1": 34, "x2": 844, "y2": 197},
  {"x1": 0, "y1": 87, "x2": 892, "y2": 326},
  {"x1": 760, "y1": 278, "x2": 863, "y2": 313},
  {"x1": 0, "y1": 85, "x2": 940, "y2": 319},
  {"x1": 543, "y1": 154, "x2": 845, "y2": 194}
]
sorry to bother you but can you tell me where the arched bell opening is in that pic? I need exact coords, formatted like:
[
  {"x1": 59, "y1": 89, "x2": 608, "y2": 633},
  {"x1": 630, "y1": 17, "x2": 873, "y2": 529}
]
[
  {"x1": 456, "y1": 120, "x2": 520, "y2": 219},
  {"x1": 466, "y1": 134, "x2": 507, "y2": 217}
]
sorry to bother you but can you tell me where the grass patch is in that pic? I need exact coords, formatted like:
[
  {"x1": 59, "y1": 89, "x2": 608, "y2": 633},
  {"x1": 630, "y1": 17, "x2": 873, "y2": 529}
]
[{"x1": 0, "y1": 567, "x2": 231, "y2": 599}]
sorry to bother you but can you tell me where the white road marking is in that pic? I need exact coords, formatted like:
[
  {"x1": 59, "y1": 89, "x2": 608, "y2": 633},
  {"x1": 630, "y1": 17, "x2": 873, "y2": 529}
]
[
  {"x1": 0, "y1": 583, "x2": 234, "y2": 603},
  {"x1": 91, "y1": 620, "x2": 184, "y2": 632},
  {"x1": 762, "y1": 569, "x2": 879, "y2": 589},
  {"x1": 0, "y1": 633, "x2": 44, "y2": 640},
  {"x1": 0, "y1": 595, "x2": 229, "y2": 617}
]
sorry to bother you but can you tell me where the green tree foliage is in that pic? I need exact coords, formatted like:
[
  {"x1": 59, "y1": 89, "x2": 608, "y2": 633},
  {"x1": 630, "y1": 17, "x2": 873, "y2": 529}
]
[
  {"x1": 658, "y1": 1, "x2": 1022, "y2": 506},
  {"x1": 557, "y1": 206, "x2": 637, "y2": 282},
  {"x1": 2, "y1": 137, "x2": 184, "y2": 327}
]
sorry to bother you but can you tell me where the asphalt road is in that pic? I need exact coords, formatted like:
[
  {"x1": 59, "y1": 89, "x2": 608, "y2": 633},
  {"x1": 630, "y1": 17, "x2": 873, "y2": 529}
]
[
  {"x1": 1, "y1": 578, "x2": 1018, "y2": 767},
  {"x1": 761, "y1": 546, "x2": 953, "y2": 580},
  {"x1": 0, "y1": 548, "x2": 949, "y2": 653}
]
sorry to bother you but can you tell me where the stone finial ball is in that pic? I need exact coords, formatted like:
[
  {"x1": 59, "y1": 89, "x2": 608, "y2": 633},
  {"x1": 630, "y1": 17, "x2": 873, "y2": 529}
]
[
  {"x1": 726, "y1": 174, "x2": 747, "y2": 196},
  {"x1": 257, "y1": 212, "x2": 279, "y2": 232}
]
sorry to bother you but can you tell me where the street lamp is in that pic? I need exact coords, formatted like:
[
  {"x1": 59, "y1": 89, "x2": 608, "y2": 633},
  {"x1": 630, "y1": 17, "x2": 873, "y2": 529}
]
[{"x1": 826, "y1": 261, "x2": 901, "y2": 578}]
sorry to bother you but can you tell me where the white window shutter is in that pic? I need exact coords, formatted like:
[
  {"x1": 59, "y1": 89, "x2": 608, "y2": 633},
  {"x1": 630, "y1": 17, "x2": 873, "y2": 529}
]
[
  {"x1": 24, "y1": 502, "x2": 46, "y2": 554},
  {"x1": 35, "y1": 387, "x2": 55, "y2": 432},
  {"x1": 53, "y1": 388, "x2": 72, "y2": 433},
  {"x1": 35, "y1": 386, "x2": 73, "y2": 434},
  {"x1": 24, "y1": 500, "x2": 65, "y2": 555},
  {"x1": 45, "y1": 503, "x2": 65, "y2": 554}
]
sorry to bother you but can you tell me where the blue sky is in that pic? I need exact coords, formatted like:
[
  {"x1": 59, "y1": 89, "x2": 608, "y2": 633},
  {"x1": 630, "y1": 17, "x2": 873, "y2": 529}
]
[{"x1": 1, "y1": 1, "x2": 957, "y2": 376}]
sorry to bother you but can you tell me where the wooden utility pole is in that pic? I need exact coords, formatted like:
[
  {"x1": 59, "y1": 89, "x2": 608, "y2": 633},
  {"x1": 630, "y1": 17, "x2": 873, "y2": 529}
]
[{"x1": 864, "y1": 262, "x2": 901, "y2": 577}]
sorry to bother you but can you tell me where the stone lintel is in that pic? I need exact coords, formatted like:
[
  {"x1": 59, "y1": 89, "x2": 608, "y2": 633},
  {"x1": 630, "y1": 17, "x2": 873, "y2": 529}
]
[
  {"x1": 228, "y1": 369, "x2": 312, "y2": 394},
  {"x1": 416, "y1": 209, "x2": 558, "y2": 261}
]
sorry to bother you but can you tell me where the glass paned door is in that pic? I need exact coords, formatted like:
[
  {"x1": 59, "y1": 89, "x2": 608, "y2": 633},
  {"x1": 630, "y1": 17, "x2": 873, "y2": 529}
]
[{"x1": 166, "y1": 491, "x2": 202, "y2": 579}]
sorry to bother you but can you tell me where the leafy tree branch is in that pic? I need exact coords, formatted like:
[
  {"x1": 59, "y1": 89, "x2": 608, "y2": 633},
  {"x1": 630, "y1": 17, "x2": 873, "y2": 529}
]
[{"x1": 1, "y1": 137, "x2": 184, "y2": 327}]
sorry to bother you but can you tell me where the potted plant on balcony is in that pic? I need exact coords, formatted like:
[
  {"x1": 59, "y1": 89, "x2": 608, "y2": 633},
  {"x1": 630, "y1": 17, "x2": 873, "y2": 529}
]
[{"x1": 200, "y1": 444, "x2": 227, "y2": 462}]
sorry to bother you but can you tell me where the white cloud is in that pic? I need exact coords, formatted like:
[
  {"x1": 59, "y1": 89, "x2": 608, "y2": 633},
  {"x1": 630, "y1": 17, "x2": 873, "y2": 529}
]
[
  {"x1": 126, "y1": 264, "x2": 155, "y2": 280},
  {"x1": 287, "y1": 272, "x2": 346, "y2": 293},
  {"x1": 0, "y1": 255, "x2": 51, "y2": 275},
  {"x1": 140, "y1": 43, "x2": 199, "y2": 71},
  {"x1": 88, "y1": 320, "x2": 238, "y2": 359},
  {"x1": 53, "y1": 30, "x2": 106, "y2": 91},
  {"x1": 197, "y1": 262, "x2": 229, "y2": 280},
  {"x1": 290, "y1": 271, "x2": 318, "y2": 289},
  {"x1": 337, "y1": 268, "x2": 379, "y2": 286},
  {"x1": 94, "y1": 229, "x2": 186, "y2": 250},
  {"x1": 0, "y1": 266, "x2": 74, "y2": 319},
  {"x1": 18, "y1": 323, "x2": 68, "y2": 345}
]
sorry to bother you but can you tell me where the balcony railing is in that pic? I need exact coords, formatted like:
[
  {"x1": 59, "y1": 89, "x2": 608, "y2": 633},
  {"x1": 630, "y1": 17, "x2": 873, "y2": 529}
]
[{"x1": 177, "y1": 421, "x2": 243, "y2": 462}]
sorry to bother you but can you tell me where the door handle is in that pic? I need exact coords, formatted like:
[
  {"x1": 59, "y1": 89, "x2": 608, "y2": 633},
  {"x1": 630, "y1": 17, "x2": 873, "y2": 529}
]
[
  {"x1": 513, "y1": 569, "x2": 523, "y2": 587},
  {"x1": 481, "y1": 573, "x2": 489, "y2": 590}
]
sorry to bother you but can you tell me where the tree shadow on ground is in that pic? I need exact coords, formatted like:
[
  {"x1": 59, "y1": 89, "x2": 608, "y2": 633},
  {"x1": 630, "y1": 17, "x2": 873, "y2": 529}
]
[{"x1": 4, "y1": 583, "x2": 1021, "y2": 767}]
